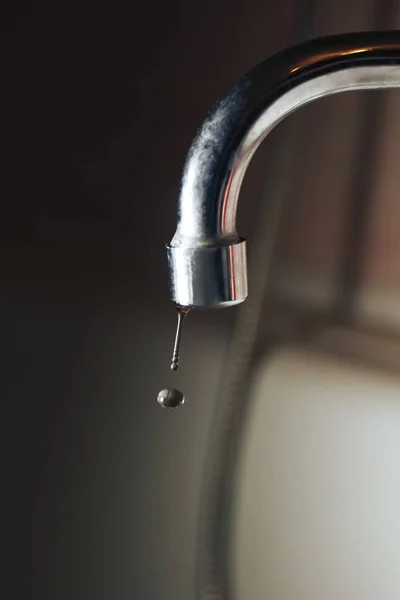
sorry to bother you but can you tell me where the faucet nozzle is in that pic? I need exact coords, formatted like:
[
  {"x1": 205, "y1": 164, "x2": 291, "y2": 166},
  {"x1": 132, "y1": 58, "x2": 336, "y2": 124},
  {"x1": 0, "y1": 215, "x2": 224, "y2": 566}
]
[{"x1": 166, "y1": 240, "x2": 247, "y2": 308}]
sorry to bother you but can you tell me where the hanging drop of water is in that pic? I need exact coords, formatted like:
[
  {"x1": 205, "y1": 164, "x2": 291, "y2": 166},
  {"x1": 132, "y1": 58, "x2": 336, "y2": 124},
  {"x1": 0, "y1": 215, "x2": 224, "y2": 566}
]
[
  {"x1": 170, "y1": 306, "x2": 190, "y2": 371},
  {"x1": 157, "y1": 388, "x2": 185, "y2": 409}
]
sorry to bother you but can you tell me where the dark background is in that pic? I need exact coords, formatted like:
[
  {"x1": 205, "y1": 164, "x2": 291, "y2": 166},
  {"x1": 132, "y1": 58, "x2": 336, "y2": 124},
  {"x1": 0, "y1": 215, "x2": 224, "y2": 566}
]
[
  {"x1": 3, "y1": 1, "x2": 399, "y2": 599},
  {"x1": 2, "y1": 3, "x2": 269, "y2": 598}
]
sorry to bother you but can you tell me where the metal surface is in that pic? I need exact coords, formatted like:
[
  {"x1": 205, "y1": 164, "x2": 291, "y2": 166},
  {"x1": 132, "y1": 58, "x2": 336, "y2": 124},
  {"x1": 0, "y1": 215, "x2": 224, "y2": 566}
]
[
  {"x1": 167, "y1": 241, "x2": 247, "y2": 308},
  {"x1": 167, "y1": 31, "x2": 400, "y2": 309}
]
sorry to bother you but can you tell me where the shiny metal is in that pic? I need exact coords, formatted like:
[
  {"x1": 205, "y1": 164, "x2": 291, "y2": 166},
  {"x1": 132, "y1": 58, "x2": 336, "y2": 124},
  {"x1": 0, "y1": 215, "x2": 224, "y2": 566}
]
[
  {"x1": 167, "y1": 30, "x2": 400, "y2": 309},
  {"x1": 170, "y1": 306, "x2": 190, "y2": 371},
  {"x1": 167, "y1": 241, "x2": 247, "y2": 308}
]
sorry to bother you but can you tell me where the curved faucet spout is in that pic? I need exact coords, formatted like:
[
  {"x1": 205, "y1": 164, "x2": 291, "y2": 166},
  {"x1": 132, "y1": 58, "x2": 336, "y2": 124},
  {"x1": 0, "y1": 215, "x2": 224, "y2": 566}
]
[{"x1": 167, "y1": 30, "x2": 400, "y2": 309}]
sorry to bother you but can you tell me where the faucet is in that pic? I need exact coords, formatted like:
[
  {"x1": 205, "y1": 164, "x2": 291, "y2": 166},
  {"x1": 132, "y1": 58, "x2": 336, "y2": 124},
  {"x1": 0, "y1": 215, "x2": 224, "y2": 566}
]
[{"x1": 166, "y1": 31, "x2": 400, "y2": 323}]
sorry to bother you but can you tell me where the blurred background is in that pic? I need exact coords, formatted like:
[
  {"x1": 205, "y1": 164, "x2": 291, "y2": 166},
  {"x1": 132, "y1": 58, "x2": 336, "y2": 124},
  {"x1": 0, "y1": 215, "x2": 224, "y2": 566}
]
[{"x1": 2, "y1": 1, "x2": 400, "y2": 599}]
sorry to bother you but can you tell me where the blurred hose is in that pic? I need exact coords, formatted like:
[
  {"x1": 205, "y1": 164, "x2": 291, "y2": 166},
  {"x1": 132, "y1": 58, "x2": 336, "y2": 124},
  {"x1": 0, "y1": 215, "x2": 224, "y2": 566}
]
[{"x1": 196, "y1": 3, "x2": 319, "y2": 599}]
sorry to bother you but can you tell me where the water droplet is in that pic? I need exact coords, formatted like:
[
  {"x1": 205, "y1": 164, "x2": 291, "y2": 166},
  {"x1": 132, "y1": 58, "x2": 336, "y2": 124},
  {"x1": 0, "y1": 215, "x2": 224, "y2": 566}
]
[
  {"x1": 170, "y1": 306, "x2": 190, "y2": 371},
  {"x1": 157, "y1": 388, "x2": 185, "y2": 409}
]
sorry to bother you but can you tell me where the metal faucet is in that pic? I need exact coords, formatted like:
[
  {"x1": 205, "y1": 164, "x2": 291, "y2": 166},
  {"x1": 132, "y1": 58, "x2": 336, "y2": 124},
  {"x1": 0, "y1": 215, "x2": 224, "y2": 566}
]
[{"x1": 166, "y1": 31, "x2": 400, "y2": 321}]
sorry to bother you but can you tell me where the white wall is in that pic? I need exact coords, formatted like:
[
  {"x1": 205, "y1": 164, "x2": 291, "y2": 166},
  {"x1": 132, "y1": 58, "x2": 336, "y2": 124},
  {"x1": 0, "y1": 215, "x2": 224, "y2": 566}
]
[{"x1": 233, "y1": 345, "x2": 400, "y2": 600}]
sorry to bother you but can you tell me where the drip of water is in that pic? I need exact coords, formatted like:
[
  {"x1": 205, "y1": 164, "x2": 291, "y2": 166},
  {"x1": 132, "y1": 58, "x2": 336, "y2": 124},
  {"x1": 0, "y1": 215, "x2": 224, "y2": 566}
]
[
  {"x1": 157, "y1": 388, "x2": 185, "y2": 409},
  {"x1": 170, "y1": 306, "x2": 190, "y2": 371},
  {"x1": 156, "y1": 306, "x2": 190, "y2": 408}
]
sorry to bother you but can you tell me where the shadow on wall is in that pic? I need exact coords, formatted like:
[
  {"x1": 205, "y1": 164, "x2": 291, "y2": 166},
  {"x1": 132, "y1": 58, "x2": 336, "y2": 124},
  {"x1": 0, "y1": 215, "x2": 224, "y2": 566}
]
[{"x1": 3, "y1": 260, "x2": 233, "y2": 600}]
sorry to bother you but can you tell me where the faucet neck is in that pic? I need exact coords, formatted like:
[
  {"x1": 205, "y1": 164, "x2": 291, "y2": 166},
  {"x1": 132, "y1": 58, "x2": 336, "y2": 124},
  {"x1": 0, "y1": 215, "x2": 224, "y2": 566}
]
[{"x1": 167, "y1": 31, "x2": 400, "y2": 308}]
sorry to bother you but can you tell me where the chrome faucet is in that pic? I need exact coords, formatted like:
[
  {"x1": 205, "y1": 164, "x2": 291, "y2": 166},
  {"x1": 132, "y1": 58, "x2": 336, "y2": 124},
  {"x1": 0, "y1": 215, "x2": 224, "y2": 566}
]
[{"x1": 166, "y1": 30, "x2": 400, "y2": 367}]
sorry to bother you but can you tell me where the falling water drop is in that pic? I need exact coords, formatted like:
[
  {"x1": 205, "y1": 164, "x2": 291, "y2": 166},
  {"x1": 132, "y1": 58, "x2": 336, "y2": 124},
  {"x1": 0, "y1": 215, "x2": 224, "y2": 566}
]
[{"x1": 157, "y1": 388, "x2": 185, "y2": 409}]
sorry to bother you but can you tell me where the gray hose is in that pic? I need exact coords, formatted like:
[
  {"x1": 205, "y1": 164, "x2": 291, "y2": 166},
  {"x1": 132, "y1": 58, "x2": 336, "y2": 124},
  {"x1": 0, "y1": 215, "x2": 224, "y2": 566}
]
[{"x1": 196, "y1": 6, "x2": 319, "y2": 599}]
